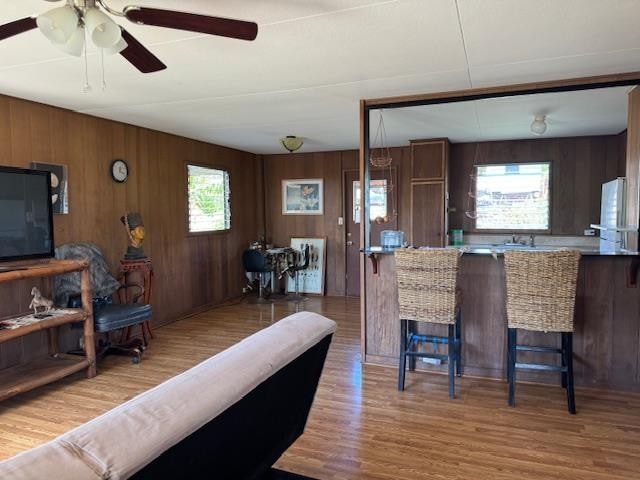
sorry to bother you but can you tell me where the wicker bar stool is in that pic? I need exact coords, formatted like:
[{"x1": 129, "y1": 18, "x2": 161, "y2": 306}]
[
  {"x1": 395, "y1": 248, "x2": 462, "y2": 399},
  {"x1": 504, "y1": 249, "x2": 581, "y2": 414}
]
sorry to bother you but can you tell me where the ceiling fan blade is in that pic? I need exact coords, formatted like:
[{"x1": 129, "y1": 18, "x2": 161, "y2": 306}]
[
  {"x1": 124, "y1": 7, "x2": 258, "y2": 41},
  {"x1": 119, "y1": 28, "x2": 167, "y2": 73},
  {"x1": 0, "y1": 17, "x2": 37, "y2": 41}
]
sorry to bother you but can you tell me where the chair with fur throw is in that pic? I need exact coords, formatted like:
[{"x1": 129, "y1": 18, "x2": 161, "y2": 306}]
[{"x1": 54, "y1": 243, "x2": 152, "y2": 364}]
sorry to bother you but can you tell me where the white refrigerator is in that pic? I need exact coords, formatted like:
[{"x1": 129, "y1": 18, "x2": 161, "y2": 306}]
[{"x1": 597, "y1": 178, "x2": 626, "y2": 252}]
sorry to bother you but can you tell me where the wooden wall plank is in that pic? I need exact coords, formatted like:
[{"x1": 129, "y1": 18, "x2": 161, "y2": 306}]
[{"x1": 626, "y1": 87, "x2": 640, "y2": 249}]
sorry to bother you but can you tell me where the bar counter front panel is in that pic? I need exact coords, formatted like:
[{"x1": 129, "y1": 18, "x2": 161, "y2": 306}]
[{"x1": 363, "y1": 250, "x2": 640, "y2": 392}]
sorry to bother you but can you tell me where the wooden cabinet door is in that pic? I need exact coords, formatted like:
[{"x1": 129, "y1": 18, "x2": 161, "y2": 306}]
[
  {"x1": 411, "y1": 181, "x2": 446, "y2": 247},
  {"x1": 410, "y1": 139, "x2": 448, "y2": 181}
]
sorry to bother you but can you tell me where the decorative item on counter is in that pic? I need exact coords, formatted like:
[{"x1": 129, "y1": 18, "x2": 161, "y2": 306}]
[
  {"x1": 121, "y1": 212, "x2": 147, "y2": 259},
  {"x1": 451, "y1": 229, "x2": 463, "y2": 246},
  {"x1": 29, "y1": 286, "x2": 54, "y2": 317},
  {"x1": 381, "y1": 230, "x2": 404, "y2": 249}
]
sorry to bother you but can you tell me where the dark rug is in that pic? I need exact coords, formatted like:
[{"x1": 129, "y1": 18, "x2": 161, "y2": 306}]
[{"x1": 259, "y1": 468, "x2": 319, "y2": 480}]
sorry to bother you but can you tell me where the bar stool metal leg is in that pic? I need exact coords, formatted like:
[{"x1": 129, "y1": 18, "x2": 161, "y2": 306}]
[
  {"x1": 508, "y1": 327, "x2": 516, "y2": 407},
  {"x1": 408, "y1": 320, "x2": 416, "y2": 371},
  {"x1": 398, "y1": 319, "x2": 408, "y2": 391},
  {"x1": 565, "y1": 332, "x2": 576, "y2": 414},
  {"x1": 561, "y1": 332, "x2": 568, "y2": 388},
  {"x1": 455, "y1": 311, "x2": 462, "y2": 377},
  {"x1": 448, "y1": 324, "x2": 455, "y2": 399}
]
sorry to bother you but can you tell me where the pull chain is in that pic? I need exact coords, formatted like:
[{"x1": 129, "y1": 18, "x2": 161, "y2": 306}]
[
  {"x1": 82, "y1": 27, "x2": 92, "y2": 93},
  {"x1": 101, "y1": 48, "x2": 107, "y2": 90}
]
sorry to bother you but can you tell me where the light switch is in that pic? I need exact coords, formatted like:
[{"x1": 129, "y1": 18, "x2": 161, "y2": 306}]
[{"x1": 338, "y1": 217, "x2": 344, "y2": 225}]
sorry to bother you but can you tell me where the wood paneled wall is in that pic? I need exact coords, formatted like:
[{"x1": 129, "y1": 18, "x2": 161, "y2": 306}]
[
  {"x1": 262, "y1": 151, "x2": 358, "y2": 296},
  {"x1": 626, "y1": 87, "x2": 640, "y2": 250},
  {"x1": 0, "y1": 94, "x2": 260, "y2": 368},
  {"x1": 448, "y1": 135, "x2": 626, "y2": 234}
]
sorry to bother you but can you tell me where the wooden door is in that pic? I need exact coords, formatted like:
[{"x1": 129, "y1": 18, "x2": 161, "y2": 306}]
[
  {"x1": 411, "y1": 181, "x2": 445, "y2": 247},
  {"x1": 344, "y1": 169, "x2": 397, "y2": 296}
]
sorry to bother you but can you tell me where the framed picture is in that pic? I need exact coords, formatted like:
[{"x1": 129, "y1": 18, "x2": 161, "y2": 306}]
[
  {"x1": 282, "y1": 178, "x2": 323, "y2": 215},
  {"x1": 31, "y1": 162, "x2": 68, "y2": 214},
  {"x1": 286, "y1": 237, "x2": 326, "y2": 295}
]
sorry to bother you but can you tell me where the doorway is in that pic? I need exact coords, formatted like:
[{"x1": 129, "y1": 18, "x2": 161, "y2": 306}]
[{"x1": 343, "y1": 168, "x2": 398, "y2": 296}]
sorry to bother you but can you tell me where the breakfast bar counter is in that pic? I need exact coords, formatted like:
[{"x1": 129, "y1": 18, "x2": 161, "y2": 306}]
[{"x1": 362, "y1": 247, "x2": 640, "y2": 392}]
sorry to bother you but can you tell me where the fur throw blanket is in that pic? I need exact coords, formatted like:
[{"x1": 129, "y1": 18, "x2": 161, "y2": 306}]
[{"x1": 54, "y1": 243, "x2": 121, "y2": 307}]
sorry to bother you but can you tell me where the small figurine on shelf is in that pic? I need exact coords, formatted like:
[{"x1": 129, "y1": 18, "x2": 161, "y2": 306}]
[
  {"x1": 29, "y1": 286, "x2": 53, "y2": 317},
  {"x1": 121, "y1": 212, "x2": 147, "y2": 260}
]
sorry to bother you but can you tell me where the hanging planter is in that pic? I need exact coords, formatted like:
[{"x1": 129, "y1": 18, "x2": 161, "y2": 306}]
[{"x1": 370, "y1": 111, "x2": 392, "y2": 168}]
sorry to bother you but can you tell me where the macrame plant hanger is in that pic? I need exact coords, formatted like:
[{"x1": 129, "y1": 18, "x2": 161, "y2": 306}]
[
  {"x1": 370, "y1": 110, "x2": 396, "y2": 223},
  {"x1": 464, "y1": 143, "x2": 481, "y2": 220}
]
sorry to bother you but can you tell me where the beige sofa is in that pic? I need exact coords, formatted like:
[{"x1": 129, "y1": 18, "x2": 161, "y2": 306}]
[{"x1": 0, "y1": 311, "x2": 337, "y2": 480}]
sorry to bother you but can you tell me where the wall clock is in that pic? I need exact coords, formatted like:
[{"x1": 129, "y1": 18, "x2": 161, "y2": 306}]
[{"x1": 111, "y1": 159, "x2": 129, "y2": 183}]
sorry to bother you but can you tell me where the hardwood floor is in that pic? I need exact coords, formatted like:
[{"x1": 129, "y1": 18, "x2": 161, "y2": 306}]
[{"x1": 1, "y1": 296, "x2": 639, "y2": 479}]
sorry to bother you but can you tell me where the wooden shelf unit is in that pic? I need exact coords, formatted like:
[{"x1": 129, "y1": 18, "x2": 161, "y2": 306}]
[{"x1": 0, "y1": 259, "x2": 96, "y2": 401}]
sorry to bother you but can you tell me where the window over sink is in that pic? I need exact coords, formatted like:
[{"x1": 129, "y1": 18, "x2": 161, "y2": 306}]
[{"x1": 475, "y1": 162, "x2": 550, "y2": 231}]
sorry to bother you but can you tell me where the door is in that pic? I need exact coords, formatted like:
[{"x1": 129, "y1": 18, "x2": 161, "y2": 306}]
[
  {"x1": 411, "y1": 181, "x2": 445, "y2": 247},
  {"x1": 344, "y1": 168, "x2": 397, "y2": 296}
]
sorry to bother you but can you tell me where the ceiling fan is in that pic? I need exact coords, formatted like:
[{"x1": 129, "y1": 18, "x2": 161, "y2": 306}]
[{"x1": 0, "y1": 0, "x2": 258, "y2": 73}]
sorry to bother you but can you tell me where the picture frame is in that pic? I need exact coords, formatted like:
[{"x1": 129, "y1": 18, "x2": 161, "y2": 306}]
[
  {"x1": 30, "y1": 162, "x2": 69, "y2": 214},
  {"x1": 282, "y1": 178, "x2": 323, "y2": 215},
  {"x1": 286, "y1": 237, "x2": 326, "y2": 295}
]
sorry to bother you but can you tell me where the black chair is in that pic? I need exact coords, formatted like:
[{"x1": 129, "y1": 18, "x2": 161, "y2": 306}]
[
  {"x1": 287, "y1": 244, "x2": 310, "y2": 304},
  {"x1": 242, "y1": 249, "x2": 273, "y2": 301},
  {"x1": 55, "y1": 243, "x2": 153, "y2": 364}
]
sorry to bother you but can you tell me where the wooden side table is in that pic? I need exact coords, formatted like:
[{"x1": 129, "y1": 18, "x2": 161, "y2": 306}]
[{"x1": 118, "y1": 258, "x2": 154, "y2": 342}]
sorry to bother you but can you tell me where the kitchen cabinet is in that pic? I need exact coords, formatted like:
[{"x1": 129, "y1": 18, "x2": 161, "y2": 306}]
[{"x1": 410, "y1": 139, "x2": 449, "y2": 246}]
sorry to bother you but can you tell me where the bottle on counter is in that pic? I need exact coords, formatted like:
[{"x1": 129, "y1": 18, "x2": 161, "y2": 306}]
[{"x1": 451, "y1": 229, "x2": 463, "y2": 246}]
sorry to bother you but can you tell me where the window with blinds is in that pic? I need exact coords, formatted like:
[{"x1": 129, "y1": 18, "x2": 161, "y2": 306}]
[
  {"x1": 475, "y1": 162, "x2": 550, "y2": 230},
  {"x1": 187, "y1": 164, "x2": 231, "y2": 233}
]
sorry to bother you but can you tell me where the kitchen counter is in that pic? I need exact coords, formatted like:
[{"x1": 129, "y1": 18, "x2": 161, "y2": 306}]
[
  {"x1": 362, "y1": 245, "x2": 640, "y2": 256},
  {"x1": 361, "y1": 250, "x2": 640, "y2": 392}
]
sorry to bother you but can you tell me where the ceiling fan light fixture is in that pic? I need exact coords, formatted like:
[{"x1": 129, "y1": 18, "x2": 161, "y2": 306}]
[
  {"x1": 280, "y1": 136, "x2": 304, "y2": 153},
  {"x1": 530, "y1": 115, "x2": 547, "y2": 135},
  {"x1": 84, "y1": 7, "x2": 121, "y2": 48},
  {"x1": 57, "y1": 25, "x2": 85, "y2": 57},
  {"x1": 104, "y1": 37, "x2": 128, "y2": 55},
  {"x1": 36, "y1": 6, "x2": 79, "y2": 44}
]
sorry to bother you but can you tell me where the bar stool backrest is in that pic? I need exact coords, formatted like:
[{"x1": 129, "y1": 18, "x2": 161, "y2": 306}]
[
  {"x1": 394, "y1": 248, "x2": 460, "y2": 325},
  {"x1": 504, "y1": 250, "x2": 580, "y2": 332}
]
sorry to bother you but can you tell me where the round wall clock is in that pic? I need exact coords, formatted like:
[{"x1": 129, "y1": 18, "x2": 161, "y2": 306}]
[{"x1": 110, "y1": 159, "x2": 129, "y2": 183}]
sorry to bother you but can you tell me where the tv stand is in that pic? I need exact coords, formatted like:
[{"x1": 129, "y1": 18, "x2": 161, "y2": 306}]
[
  {"x1": 0, "y1": 267, "x2": 27, "y2": 273},
  {"x1": 0, "y1": 260, "x2": 97, "y2": 401}
]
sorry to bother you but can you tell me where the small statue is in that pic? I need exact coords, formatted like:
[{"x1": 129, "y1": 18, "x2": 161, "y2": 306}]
[
  {"x1": 121, "y1": 212, "x2": 147, "y2": 259},
  {"x1": 29, "y1": 287, "x2": 54, "y2": 316}
]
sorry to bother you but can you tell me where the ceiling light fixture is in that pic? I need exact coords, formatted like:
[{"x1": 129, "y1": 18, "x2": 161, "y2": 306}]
[
  {"x1": 36, "y1": 3, "x2": 126, "y2": 56},
  {"x1": 35, "y1": 1, "x2": 128, "y2": 92},
  {"x1": 530, "y1": 115, "x2": 547, "y2": 135},
  {"x1": 280, "y1": 136, "x2": 304, "y2": 153}
]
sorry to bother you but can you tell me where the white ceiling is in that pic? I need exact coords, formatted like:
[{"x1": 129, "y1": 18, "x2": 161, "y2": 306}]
[{"x1": 0, "y1": 0, "x2": 639, "y2": 154}]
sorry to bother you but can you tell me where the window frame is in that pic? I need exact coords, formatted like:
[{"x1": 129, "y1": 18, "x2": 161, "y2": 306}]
[
  {"x1": 185, "y1": 162, "x2": 231, "y2": 236},
  {"x1": 472, "y1": 161, "x2": 552, "y2": 234}
]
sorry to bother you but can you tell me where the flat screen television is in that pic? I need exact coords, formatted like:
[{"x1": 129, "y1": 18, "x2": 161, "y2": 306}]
[{"x1": 0, "y1": 165, "x2": 54, "y2": 264}]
